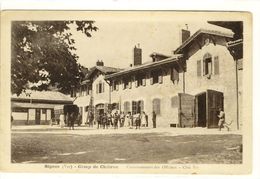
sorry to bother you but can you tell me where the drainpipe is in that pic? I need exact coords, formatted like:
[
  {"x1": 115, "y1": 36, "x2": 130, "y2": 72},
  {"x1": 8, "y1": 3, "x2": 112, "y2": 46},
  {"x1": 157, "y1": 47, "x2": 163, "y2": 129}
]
[
  {"x1": 104, "y1": 79, "x2": 111, "y2": 112},
  {"x1": 183, "y1": 72, "x2": 185, "y2": 93}
]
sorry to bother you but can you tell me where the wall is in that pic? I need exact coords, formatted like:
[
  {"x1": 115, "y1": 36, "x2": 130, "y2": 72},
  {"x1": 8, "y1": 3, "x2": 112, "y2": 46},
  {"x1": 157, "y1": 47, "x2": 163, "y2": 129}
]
[
  {"x1": 111, "y1": 67, "x2": 183, "y2": 127},
  {"x1": 74, "y1": 94, "x2": 91, "y2": 124},
  {"x1": 185, "y1": 43, "x2": 238, "y2": 130},
  {"x1": 74, "y1": 73, "x2": 110, "y2": 125},
  {"x1": 12, "y1": 112, "x2": 28, "y2": 125},
  {"x1": 27, "y1": 109, "x2": 35, "y2": 125}
]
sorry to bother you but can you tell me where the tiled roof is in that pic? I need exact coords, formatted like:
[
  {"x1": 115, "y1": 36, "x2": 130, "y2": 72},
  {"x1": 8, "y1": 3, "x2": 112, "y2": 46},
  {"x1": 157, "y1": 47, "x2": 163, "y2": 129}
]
[
  {"x1": 105, "y1": 54, "x2": 182, "y2": 79},
  {"x1": 85, "y1": 66, "x2": 122, "y2": 79},
  {"x1": 96, "y1": 66, "x2": 122, "y2": 74},
  {"x1": 174, "y1": 24, "x2": 234, "y2": 54},
  {"x1": 12, "y1": 90, "x2": 73, "y2": 102},
  {"x1": 12, "y1": 102, "x2": 57, "y2": 109},
  {"x1": 150, "y1": 52, "x2": 170, "y2": 58}
]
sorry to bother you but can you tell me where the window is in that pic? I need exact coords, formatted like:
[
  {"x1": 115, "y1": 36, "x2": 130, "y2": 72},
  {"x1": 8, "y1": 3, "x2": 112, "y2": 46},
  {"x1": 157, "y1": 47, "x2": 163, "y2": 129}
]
[
  {"x1": 123, "y1": 78, "x2": 131, "y2": 89},
  {"x1": 124, "y1": 101, "x2": 130, "y2": 114},
  {"x1": 111, "y1": 103, "x2": 118, "y2": 110},
  {"x1": 171, "y1": 67, "x2": 179, "y2": 82},
  {"x1": 132, "y1": 101, "x2": 137, "y2": 115},
  {"x1": 152, "y1": 98, "x2": 161, "y2": 115},
  {"x1": 85, "y1": 106, "x2": 89, "y2": 112},
  {"x1": 214, "y1": 56, "x2": 219, "y2": 75},
  {"x1": 112, "y1": 80, "x2": 119, "y2": 91},
  {"x1": 132, "y1": 100, "x2": 144, "y2": 115},
  {"x1": 42, "y1": 109, "x2": 46, "y2": 114},
  {"x1": 96, "y1": 82, "x2": 105, "y2": 94},
  {"x1": 136, "y1": 74, "x2": 146, "y2": 87},
  {"x1": 203, "y1": 53, "x2": 212, "y2": 76},
  {"x1": 138, "y1": 100, "x2": 144, "y2": 113},
  {"x1": 150, "y1": 70, "x2": 162, "y2": 85}
]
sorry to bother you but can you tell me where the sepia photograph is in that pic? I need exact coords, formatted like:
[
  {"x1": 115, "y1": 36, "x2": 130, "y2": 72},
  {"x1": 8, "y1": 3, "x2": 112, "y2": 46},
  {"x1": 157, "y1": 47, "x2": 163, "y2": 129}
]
[{"x1": 0, "y1": 11, "x2": 252, "y2": 174}]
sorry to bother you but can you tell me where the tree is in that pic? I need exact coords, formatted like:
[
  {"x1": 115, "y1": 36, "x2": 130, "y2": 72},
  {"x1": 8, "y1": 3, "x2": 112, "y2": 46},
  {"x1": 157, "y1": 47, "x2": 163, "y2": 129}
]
[{"x1": 11, "y1": 21, "x2": 98, "y2": 95}]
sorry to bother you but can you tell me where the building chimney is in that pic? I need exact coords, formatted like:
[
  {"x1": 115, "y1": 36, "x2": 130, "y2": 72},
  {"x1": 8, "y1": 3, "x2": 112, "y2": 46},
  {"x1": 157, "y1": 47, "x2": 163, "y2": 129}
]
[
  {"x1": 133, "y1": 44, "x2": 142, "y2": 66},
  {"x1": 180, "y1": 24, "x2": 190, "y2": 44},
  {"x1": 96, "y1": 60, "x2": 104, "y2": 66}
]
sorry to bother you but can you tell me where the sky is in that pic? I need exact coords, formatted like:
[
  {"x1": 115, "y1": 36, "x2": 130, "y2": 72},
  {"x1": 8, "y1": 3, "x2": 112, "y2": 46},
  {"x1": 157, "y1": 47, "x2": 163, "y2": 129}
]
[{"x1": 70, "y1": 19, "x2": 209, "y2": 69}]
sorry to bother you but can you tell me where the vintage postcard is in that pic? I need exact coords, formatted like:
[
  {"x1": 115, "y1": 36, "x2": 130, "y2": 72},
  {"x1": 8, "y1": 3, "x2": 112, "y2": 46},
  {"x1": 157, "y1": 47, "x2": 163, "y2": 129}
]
[{"x1": 0, "y1": 11, "x2": 252, "y2": 174}]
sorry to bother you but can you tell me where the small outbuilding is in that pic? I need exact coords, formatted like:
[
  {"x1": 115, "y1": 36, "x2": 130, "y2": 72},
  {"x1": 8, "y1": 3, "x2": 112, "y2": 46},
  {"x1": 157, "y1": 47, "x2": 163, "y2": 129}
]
[{"x1": 11, "y1": 91, "x2": 73, "y2": 125}]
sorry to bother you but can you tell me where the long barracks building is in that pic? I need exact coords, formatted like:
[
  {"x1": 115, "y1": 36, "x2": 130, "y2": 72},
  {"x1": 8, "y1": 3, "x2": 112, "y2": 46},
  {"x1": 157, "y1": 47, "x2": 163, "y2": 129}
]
[{"x1": 73, "y1": 22, "x2": 243, "y2": 130}]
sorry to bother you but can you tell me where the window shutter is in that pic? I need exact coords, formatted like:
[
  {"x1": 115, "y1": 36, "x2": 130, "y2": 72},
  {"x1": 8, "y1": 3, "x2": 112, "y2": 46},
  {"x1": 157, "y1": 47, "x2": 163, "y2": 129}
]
[
  {"x1": 116, "y1": 83, "x2": 119, "y2": 91},
  {"x1": 176, "y1": 69, "x2": 179, "y2": 81},
  {"x1": 129, "y1": 81, "x2": 132, "y2": 89},
  {"x1": 96, "y1": 84, "x2": 98, "y2": 94},
  {"x1": 140, "y1": 100, "x2": 144, "y2": 112},
  {"x1": 102, "y1": 82, "x2": 105, "y2": 92},
  {"x1": 132, "y1": 101, "x2": 137, "y2": 115},
  {"x1": 111, "y1": 84, "x2": 113, "y2": 92},
  {"x1": 214, "y1": 56, "x2": 219, "y2": 75},
  {"x1": 142, "y1": 78, "x2": 146, "y2": 86},
  {"x1": 172, "y1": 67, "x2": 179, "y2": 83},
  {"x1": 197, "y1": 60, "x2": 201, "y2": 76},
  {"x1": 159, "y1": 75, "x2": 163, "y2": 84},
  {"x1": 135, "y1": 79, "x2": 138, "y2": 87},
  {"x1": 150, "y1": 76, "x2": 154, "y2": 85}
]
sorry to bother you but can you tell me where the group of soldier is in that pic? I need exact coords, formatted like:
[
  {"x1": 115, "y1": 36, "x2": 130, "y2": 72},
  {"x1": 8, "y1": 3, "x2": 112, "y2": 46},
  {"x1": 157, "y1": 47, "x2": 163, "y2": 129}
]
[{"x1": 87, "y1": 110, "x2": 157, "y2": 129}]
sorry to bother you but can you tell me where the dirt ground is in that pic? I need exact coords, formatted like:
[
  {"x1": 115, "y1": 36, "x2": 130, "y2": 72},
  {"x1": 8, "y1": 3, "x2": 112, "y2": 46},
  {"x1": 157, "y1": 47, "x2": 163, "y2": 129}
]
[{"x1": 11, "y1": 127, "x2": 242, "y2": 164}]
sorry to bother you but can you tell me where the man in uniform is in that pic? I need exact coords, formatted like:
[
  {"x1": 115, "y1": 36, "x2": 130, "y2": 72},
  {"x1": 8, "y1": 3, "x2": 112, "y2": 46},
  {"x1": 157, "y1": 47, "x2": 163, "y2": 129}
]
[{"x1": 152, "y1": 111, "x2": 156, "y2": 128}]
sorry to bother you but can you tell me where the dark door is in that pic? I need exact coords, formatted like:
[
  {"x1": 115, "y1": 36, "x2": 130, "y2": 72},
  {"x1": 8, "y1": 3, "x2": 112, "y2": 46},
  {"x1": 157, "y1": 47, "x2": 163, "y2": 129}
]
[
  {"x1": 179, "y1": 93, "x2": 195, "y2": 127},
  {"x1": 35, "y1": 109, "x2": 41, "y2": 125},
  {"x1": 195, "y1": 92, "x2": 207, "y2": 127},
  {"x1": 207, "y1": 90, "x2": 224, "y2": 128}
]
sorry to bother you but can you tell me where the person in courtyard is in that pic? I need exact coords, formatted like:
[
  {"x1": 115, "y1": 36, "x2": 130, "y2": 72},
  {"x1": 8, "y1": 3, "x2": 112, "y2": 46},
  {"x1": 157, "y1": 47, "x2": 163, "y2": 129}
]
[
  {"x1": 145, "y1": 112, "x2": 148, "y2": 127},
  {"x1": 141, "y1": 111, "x2": 146, "y2": 127},
  {"x1": 102, "y1": 113, "x2": 108, "y2": 129},
  {"x1": 218, "y1": 108, "x2": 230, "y2": 131},
  {"x1": 59, "y1": 112, "x2": 65, "y2": 128},
  {"x1": 125, "y1": 112, "x2": 131, "y2": 127},
  {"x1": 120, "y1": 112, "x2": 125, "y2": 127},
  {"x1": 152, "y1": 111, "x2": 157, "y2": 128},
  {"x1": 129, "y1": 112, "x2": 133, "y2": 129},
  {"x1": 135, "y1": 113, "x2": 141, "y2": 129},
  {"x1": 114, "y1": 111, "x2": 119, "y2": 129},
  {"x1": 65, "y1": 112, "x2": 69, "y2": 127},
  {"x1": 107, "y1": 112, "x2": 112, "y2": 128},
  {"x1": 88, "y1": 111, "x2": 94, "y2": 128},
  {"x1": 97, "y1": 113, "x2": 102, "y2": 129},
  {"x1": 69, "y1": 112, "x2": 75, "y2": 130}
]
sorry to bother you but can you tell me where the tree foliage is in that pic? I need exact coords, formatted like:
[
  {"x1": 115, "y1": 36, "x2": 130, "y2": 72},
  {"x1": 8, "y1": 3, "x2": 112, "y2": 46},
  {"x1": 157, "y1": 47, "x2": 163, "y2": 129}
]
[{"x1": 11, "y1": 21, "x2": 98, "y2": 95}]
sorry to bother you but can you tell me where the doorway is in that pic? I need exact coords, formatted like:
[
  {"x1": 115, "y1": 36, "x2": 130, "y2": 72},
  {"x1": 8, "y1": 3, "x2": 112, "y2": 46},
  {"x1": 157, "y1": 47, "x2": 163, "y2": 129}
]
[
  {"x1": 35, "y1": 109, "x2": 41, "y2": 125},
  {"x1": 195, "y1": 90, "x2": 224, "y2": 128},
  {"x1": 196, "y1": 92, "x2": 206, "y2": 127},
  {"x1": 95, "y1": 104, "x2": 105, "y2": 119}
]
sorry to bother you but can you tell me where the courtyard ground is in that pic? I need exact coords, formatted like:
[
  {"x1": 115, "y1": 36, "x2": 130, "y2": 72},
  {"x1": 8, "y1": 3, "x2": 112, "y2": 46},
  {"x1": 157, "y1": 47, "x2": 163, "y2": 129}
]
[{"x1": 11, "y1": 125, "x2": 242, "y2": 164}]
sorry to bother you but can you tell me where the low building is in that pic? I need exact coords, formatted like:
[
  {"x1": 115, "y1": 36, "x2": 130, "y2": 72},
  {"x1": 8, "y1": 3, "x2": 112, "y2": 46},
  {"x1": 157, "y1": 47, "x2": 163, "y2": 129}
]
[{"x1": 11, "y1": 91, "x2": 73, "y2": 125}]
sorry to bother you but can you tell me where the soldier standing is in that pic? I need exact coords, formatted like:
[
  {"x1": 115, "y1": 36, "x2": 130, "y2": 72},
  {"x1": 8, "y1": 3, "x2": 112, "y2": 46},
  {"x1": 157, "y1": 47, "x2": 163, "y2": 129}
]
[{"x1": 152, "y1": 111, "x2": 157, "y2": 128}]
